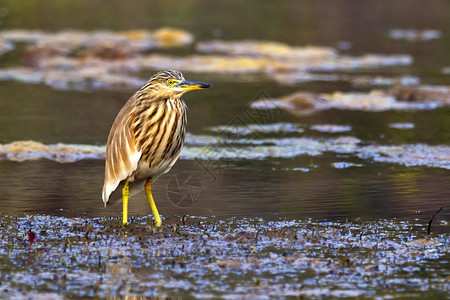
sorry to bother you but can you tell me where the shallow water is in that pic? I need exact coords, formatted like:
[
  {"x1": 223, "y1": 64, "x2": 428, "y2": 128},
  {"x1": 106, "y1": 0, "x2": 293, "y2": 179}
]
[{"x1": 0, "y1": 0, "x2": 449, "y2": 298}]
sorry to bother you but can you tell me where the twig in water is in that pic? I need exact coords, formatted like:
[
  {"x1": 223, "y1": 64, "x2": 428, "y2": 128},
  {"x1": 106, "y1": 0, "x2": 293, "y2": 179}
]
[{"x1": 427, "y1": 207, "x2": 443, "y2": 235}]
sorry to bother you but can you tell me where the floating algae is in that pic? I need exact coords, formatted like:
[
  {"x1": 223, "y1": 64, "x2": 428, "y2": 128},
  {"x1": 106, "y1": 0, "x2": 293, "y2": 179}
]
[
  {"x1": 0, "y1": 28, "x2": 194, "y2": 52},
  {"x1": 358, "y1": 144, "x2": 450, "y2": 169},
  {"x1": 1, "y1": 135, "x2": 449, "y2": 170},
  {"x1": 197, "y1": 39, "x2": 337, "y2": 59},
  {"x1": 272, "y1": 72, "x2": 420, "y2": 86},
  {"x1": 388, "y1": 85, "x2": 450, "y2": 105},
  {"x1": 0, "y1": 55, "x2": 270, "y2": 89},
  {"x1": 0, "y1": 28, "x2": 194, "y2": 90},
  {"x1": 0, "y1": 31, "x2": 416, "y2": 90},
  {"x1": 0, "y1": 214, "x2": 447, "y2": 298},
  {"x1": 0, "y1": 66, "x2": 146, "y2": 90},
  {"x1": 251, "y1": 86, "x2": 447, "y2": 113},
  {"x1": 0, "y1": 141, "x2": 105, "y2": 162},
  {"x1": 196, "y1": 40, "x2": 412, "y2": 71},
  {"x1": 208, "y1": 122, "x2": 304, "y2": 136}
]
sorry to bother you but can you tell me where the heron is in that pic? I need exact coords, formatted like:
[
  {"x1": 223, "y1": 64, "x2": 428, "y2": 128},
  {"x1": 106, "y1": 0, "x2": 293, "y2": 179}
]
[{"x1": 102, "y1": 70, "x2": 210, "y2": 227}]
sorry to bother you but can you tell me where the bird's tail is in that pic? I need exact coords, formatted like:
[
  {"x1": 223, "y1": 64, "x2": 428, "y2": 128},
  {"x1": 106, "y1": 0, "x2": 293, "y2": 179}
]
[{"x1": 103, "y1": 179, "x2": 146, "y2": 207}]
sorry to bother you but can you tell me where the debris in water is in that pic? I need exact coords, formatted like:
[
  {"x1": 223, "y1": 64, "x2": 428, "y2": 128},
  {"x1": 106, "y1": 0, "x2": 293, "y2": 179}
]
[
  {"x1": 427, "y1": 207, "x2": 443, "y2": 235},
  {"x1": 28, "y1": 229, "x2": 36, "y2": 252}
]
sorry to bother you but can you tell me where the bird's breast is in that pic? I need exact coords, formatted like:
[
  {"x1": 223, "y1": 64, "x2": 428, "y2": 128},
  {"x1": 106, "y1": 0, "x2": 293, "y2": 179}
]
[{"x1": 131, "y1": 98, "x2": 187, "y2": 181}]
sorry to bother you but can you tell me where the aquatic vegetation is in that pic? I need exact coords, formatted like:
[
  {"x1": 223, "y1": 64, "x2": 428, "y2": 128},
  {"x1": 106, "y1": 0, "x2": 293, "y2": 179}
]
[
  {"x1": 1, "y1": 135, "x2": 449, "y2": 170},
  {"x1": 0, "y1": 140, "x2": 105, "y2": 162},
  {"x1": 389, "y1": 85, "x2": 450, "y2": 104},
  {"x1": 0, "y1": 66, "x2": 146, "y2": 90},
  {"x1": 251, "y1": 86, "x2": 448, "y2": 113},
  {"x1": 273, "y1": 72, "x2": 420, "y2": 86},
  {"x1": 208, "y1": 122, "x2": 304, "y2": 136},
  {"x1": 0, "y1": 28, "x2": 194, "y2": 89},
  {"x1": 197, "y1": 39, "x2": 337, "y2": 59},
  {"x1": 0, "y1": 28, "x2": 194, "y2": 52},
  {"x1": 197, "y1": 40, "x2": 412, "y2": 71},
  {"x1": 0, "y1": 30, "x2": 416, "y2": 90},
  {"x1": 0, "y1": 214, "x2": 447, "y2": 298},
  {"x1": 358, "y1": 144, "x2": 450, "y2": 169}
]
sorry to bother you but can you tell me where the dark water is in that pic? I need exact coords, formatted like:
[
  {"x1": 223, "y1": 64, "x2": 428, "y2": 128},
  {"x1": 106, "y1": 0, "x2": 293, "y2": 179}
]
[{"x1": 0, "y1": 0, "x2": 449, "y2": 228}]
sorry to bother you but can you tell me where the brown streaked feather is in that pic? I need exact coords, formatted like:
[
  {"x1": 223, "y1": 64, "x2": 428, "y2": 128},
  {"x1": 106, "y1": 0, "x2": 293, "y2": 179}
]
[{"x1": 102, "y1": 70, "x2": 195, "y2": 206}]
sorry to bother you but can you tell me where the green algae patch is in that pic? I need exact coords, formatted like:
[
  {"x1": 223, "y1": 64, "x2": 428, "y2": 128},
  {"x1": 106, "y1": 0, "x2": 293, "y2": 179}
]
[{"x1": 0, "y1": 214, "x2": 448, "y2": 298}]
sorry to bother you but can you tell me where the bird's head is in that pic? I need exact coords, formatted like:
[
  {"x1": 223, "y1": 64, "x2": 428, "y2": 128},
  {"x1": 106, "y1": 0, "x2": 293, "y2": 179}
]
[{"x1": 144, "y1": 70, "x2": 210, "y2": 99}]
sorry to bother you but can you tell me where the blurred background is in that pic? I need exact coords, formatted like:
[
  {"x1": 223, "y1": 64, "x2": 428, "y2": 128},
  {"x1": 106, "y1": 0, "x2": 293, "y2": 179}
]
[{"x1": 0, "y1": 0, "x2": 448, "y2": 227}]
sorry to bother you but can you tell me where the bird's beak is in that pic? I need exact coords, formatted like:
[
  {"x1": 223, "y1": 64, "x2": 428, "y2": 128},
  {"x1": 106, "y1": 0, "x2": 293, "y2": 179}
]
[{"x1": 175, "y1": 80, "x2": 211, "y2": 91}]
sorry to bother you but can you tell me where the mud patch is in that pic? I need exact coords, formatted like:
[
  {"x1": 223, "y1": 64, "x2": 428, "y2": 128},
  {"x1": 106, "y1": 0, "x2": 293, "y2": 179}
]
[{"x1": 0, "y1": 214, "x2": 447, "y2": 298}]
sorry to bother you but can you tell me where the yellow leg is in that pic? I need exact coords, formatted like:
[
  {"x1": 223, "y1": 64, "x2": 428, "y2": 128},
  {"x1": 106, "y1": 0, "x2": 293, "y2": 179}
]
[
  {"x1": 145, "y1": 178, "x2": 162, "y2": 227},
  {"x1": 122, "y1": 181, "x2": 129, "y2": 226}
]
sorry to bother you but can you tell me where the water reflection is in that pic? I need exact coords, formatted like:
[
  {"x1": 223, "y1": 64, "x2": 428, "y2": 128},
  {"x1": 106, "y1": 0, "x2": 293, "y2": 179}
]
[{"x1": 0, "y1": 159, "x2": 448, "y2": 226}]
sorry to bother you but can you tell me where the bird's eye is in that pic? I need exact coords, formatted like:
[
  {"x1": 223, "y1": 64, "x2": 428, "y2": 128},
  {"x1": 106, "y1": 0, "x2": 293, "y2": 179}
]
[{"x1": 167, "y1": 79, "x2": 177, "y2": 86}]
